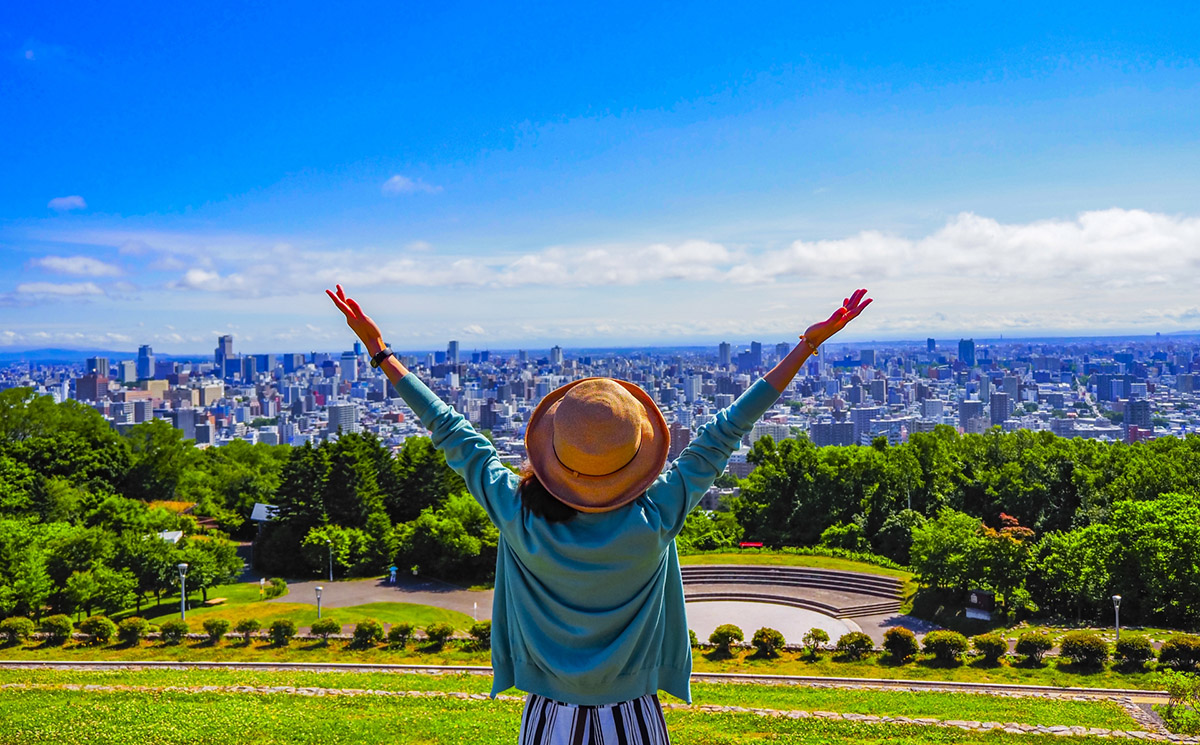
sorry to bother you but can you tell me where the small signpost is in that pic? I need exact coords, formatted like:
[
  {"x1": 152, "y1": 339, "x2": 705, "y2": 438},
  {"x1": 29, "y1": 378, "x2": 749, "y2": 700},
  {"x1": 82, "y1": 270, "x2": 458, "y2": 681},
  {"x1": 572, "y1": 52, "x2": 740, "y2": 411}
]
[{"x1": 965, "y1": 589, "x2": 995, "y2": 621}]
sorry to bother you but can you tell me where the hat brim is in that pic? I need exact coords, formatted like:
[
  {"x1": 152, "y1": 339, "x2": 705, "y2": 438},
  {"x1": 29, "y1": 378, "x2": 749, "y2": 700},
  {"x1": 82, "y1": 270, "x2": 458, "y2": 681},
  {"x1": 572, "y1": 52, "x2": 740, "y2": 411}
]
[{"x1": 525, "y1": 377, "x2": 670, "y2": 513}]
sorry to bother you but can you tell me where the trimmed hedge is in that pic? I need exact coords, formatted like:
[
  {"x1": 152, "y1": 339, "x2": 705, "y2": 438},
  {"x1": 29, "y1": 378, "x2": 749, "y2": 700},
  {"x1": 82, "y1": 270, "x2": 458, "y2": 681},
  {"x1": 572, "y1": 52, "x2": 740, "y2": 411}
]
[
  {"x1": 424, "y1": 622, "x2": 454, "y2": 648},
  {"x1": 0, "y1": 616, "x2": 35, "y2": 643},
  {"x1": 159, "y1": 619, "x2": 190, "y2": 645},
  {"x1": 202, "y1": 618, "x2": 230, "y2": 643},
  {"x1": 469, "y1": 620, "x2": 492, "y2": 650},
  {"x1": 234, "y1": 618, "x2": 261, "y2": 644},
  {"x1": 117, "y1": 617, "x2": 148, "y2": 645},
  {"x1": 352, "y1": 619, "x2": 385, "y2": 648},
  {"x1": 40, "y1": 615, "x2": 74, "y2": 645},
  {"x1": 1059, "y1": 631, "x2": 1108, "y2": 667},
  {"x1": 79, "y1": 615, "x2": 117, "y2": 645},
  {"x1": 269, "y1": 619, "x2": 297, "y2": 647},
  {"x1": 1115, "y1": 635, "x2": 1155, "y2": 666},
  {"x1": 751, "y1": 627, "x2": 785, "y2": 657},
  {"x1": 388, "y1": 622, "x2": 414, "y2": 648},
  {"x1": 310, "y1": 618, "x2": 342, "y2": 642},
  {"x1": 1160, "y1": 634, "x2": 1200, "y2": 670},
  {"x1": 972, "y1": 632, "x2": 1008, "y2": 664},
  {"x1": 923, "y1": 630, "x2": 968, "y2": 665},
  {"x1": 709, "y1": 624, "x2": 744, "y2": 655},
  {"x1": 835, "y1": 631, "x2": 874, "y2": 661},
  {"x1": 1015, "y1": 632, "x2": 1053, "y2": 662},
  {"x1": 802, "y1": 628, "x2": 830, "y2": 659},
  {"x1": 882, "y1": 627, "x2": 919, "y2": 662}
]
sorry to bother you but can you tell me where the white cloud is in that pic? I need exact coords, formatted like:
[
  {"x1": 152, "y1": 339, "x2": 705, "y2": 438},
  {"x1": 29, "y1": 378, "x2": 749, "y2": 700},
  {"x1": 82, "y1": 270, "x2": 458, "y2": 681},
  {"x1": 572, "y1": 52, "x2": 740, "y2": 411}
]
[
  {"x1": 16, "y1": 281, "x2": 104, "y2": 296},
  {"x1": 463, "y1": 324, "x2": 486, "y2": 335},
  {"x1": 382, "y1": 175, "x2": 443, "y2": 195},
  {"x1": 29, "y1": 255, "x2": 122, "y2": 277},
  {"x1": 47, "y1": 195, "x2": 87, "y2": 211}
]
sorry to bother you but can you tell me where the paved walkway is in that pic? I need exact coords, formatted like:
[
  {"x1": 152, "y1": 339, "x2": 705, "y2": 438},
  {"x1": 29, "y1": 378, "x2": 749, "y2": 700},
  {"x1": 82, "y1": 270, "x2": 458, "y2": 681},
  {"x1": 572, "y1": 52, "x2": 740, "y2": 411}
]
[
  {"x1": 271, "y1": 576, "x2": 493, "y2": 619},
  {"x1": 272, "y1": 570, "x2": 924, "y2": 643}
]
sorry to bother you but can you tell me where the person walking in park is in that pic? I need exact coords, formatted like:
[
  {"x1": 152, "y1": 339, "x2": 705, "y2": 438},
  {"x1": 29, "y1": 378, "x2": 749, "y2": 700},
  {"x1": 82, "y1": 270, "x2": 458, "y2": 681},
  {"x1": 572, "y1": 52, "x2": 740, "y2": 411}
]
[{"x1": 327, "y1": 285, "x2": 871, "y2": 744}]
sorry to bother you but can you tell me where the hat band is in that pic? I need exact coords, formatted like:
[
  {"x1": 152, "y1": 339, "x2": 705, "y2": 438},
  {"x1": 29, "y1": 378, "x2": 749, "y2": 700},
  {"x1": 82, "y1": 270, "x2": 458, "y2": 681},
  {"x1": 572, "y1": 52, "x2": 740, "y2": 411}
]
[{"x1": 552, "y1": 439, "x2": 643, "y2": 478}]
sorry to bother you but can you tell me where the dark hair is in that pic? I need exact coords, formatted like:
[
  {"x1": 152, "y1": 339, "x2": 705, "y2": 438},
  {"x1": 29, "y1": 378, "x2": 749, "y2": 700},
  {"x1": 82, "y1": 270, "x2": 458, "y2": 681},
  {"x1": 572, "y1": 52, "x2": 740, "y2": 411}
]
[{"x1": 519, "y1": 465, "x2": 578, "y2": 523}]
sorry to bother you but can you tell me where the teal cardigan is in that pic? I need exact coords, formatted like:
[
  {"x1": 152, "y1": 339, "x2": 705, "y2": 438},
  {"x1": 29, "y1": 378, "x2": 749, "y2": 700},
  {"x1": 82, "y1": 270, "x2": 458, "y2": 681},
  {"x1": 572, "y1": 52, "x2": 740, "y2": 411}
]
[{"x1": 395, "y1": 373, "x2": 780, "y2": 705}]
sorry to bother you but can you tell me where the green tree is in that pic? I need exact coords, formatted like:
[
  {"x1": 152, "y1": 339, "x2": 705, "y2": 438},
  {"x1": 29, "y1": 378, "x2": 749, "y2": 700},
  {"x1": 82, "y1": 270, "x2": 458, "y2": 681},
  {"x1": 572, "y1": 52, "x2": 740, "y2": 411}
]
[
  {"x1": 909, "y1": 508, "x2": 985, "y2": 591},
  {"x1": 393, "y1": 493, "x2": 499, "y2": 583},
  {"x1": 383, "y1": 437, "x2": 465, "y2": 523},
  {"x1": 122, "y1": 418, "x2": 198, "y2": 502}
]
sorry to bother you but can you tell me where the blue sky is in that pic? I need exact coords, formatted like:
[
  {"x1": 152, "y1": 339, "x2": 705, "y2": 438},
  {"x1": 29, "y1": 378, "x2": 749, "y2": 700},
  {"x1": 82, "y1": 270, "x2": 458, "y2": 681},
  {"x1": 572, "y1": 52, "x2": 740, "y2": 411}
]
[{"x1": 3, "y1": 2, "x2": 1200, "y2": 354}]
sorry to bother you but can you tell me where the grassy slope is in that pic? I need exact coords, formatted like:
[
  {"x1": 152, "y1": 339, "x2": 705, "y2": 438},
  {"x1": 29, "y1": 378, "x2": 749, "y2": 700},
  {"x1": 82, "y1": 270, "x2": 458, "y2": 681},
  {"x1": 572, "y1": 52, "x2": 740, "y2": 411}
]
[
  {"x1": 0, "y1": 668, "x2": 1137, "y2": 730},
  {"x1": 0, "y1": 689, "x2": 1137, "y2": 745},
  {"x1": 117, "y1": 580, "x2": 474, "y2": 630}
]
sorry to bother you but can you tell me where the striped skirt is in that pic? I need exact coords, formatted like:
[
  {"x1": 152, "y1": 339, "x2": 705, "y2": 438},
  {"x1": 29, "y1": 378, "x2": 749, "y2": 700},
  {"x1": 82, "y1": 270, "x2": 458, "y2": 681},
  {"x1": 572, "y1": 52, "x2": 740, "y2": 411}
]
[{"x1": 518, "y1": 692, "x2": 671, "y2": 744}]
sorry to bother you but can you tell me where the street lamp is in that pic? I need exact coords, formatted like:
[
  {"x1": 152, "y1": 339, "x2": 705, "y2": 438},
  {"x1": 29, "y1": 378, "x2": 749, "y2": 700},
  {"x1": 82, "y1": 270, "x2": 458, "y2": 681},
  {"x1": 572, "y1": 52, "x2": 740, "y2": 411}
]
[
  {"x1": 326, "y1": 539, "x2": 333, "y2": 582},
  {"x1": 1113, "y1": 595, "x2": 1122, "y2": 641},
  {"x1": 316, "y1": 586, "x2": 323, "y2": 619},
  {"x1": 177, "y1": 563, "x2": 189, "y2": 620}
]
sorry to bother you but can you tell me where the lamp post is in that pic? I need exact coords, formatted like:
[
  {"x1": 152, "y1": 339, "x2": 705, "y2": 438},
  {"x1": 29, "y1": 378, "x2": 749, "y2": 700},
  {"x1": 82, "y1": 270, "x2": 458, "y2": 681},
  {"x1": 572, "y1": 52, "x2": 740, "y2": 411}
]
[
  {"x1": 1113, "y1": 594, "x2": 1122, "y2": 642},
  {"x1": 177, "y1": 563, "x2": 189, "y2": 620},
  {"x1": 326, "y1": 539, "x2": 333, "y2": 582},
  {"x1": 316, "y1": 586, "x2": 323, "y2": 619}
]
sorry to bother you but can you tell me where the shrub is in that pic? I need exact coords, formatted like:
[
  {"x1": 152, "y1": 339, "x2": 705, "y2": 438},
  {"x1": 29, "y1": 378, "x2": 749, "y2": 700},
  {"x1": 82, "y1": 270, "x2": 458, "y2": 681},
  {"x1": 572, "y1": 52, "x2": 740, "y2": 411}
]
[
  {"x1": 269, "y1": 619, "x2": 297, "y2": 646},
  {"x1": 117, "y1": 617, "x2": 148, "y2": 645},
  {"x1": 387, "y1": 621, "x2": 414, "y2": 648},
  {"x1": 689, "y1": 629, "x2": 698, "y2": 648},
  {"x1": 751, "y1": 627, "x2": 786, "y2": 658},
  {"x1": 469, "y1": 620, "x2": 492, "y2": 650},
  {"x1": 1059, "y1": 631, "x2": 1109, "y2": 667},
  {"x1": 1161, "y1": 635, "x2": 1200, "y2": 671},
  {"x1": 202, "y1": 618, "x2": 230, "y2": 644},
  {"x1": 159, "y1": 618, "x2": 190, "y2": 645},
  {"x1": 424, "y1": 622, "x2": 455, "y2": 649},
  {"x1": 1158, "y1": 669, "x2": 1200, "y2": 735},
  {"x1": 234, "y1": 618, "x2": 261, "y2": 644},
  {"x1": 1115, "y1": 635, "x2": 1156, "y2": 667},
  {"x1": 923, "y1": 630, "x2": 968, "y2": 665},
  {"x1": 0, "y1": 617, "x2": 35, "y2": 644},
  {"x1": 882, "y1": 627, "x2": 919, "y2": 663},
  {"x1": 310, "y1": 618, "x2": 342, "y2": 643},
  {"x1": 972, "y1": 633, "x2": 1008, "y2": 664},
  {"x1": 352, "y1": 619, "x2": 384, "y2": 648},
  {"x1": 40, "y1": 614, "x2": 74, "y2": 645},
  {"x1": 835, "y1": 631, "x2": 875, "y2": 661},
  {"x1": 802, "y1": 628, "x2": 830, "y2": 659},
  {"x1": 264, "y1": 577, "x2": 288, "y2": 599},
  {"x1": 79, "y1": 615, "x2": 117, "y2": 645},
  {"x1": 1015, "y1": 631, "x2": 1053, "y2": 663},
  {"x1": 709, "y1": 624, "x2": 744, "y2": 655}
]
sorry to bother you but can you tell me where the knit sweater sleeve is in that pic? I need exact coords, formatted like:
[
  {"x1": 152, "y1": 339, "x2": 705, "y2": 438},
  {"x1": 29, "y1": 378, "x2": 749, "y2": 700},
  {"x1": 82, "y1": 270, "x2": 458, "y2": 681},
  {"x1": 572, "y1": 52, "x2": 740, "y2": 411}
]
[
  {"x1": 393, "y1": 373, "x2": 522, "y2": 528},
  {"x1": 642, "y1": 378, "x2": 780, "y2": 538}
]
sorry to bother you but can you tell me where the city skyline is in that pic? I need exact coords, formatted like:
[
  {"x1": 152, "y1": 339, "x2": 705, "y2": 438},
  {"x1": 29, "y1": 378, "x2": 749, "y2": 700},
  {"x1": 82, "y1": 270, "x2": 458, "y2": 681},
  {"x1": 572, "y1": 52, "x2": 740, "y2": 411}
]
[{"x1": 4, "y1": 3, "x2": 1200, "y2": 352}]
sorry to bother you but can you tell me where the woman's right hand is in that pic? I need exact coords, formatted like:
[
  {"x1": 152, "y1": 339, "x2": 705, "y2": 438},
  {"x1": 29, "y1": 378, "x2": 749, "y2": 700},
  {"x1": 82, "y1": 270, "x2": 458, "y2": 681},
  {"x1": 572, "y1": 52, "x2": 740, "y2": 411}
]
[
  {"x1": 326, "y1": 284, "x2": 385, "y2": 353},
  {"x1": 802, "y1": 288, "x2": 872, "y2": 349}
]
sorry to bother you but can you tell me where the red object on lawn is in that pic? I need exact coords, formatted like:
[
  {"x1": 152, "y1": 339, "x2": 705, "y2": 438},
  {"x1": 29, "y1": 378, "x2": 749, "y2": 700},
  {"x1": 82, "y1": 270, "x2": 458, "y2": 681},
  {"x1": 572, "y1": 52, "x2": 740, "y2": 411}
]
[{"x1": 738, "y1": 542, "x2": 763, "y2": 548}]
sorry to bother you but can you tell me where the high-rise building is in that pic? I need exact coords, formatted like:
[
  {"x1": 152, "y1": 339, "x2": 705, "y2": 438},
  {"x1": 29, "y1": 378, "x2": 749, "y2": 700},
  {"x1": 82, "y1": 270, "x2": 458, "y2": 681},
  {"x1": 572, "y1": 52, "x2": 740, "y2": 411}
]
[
  {"x1": 869, "y1": 379, "x2": 886, "y2": 403},
  {"x1": 339, "y1": 351, "x2": 358, "y2": 383},
  {"x1": 86, "y1": 356, "x2": 109, "y2": 376},
  {"x1": 810, "y1": 420, "x2": 855, "y2": 447},
  {"x1": 927, "y1": 338, "x2": 936, "y2": 353},
  {"x1": 119, "y1": 360, "x2": 137, "y2": 383},
  {"x1": 447, "y1": 340, "x2": 460, "y2": 365},
  {"x1": 774, "y1": 342, "x2": 791, "y2": 362},
  {"x1": 959, "y1": 400, "x2": 983, "y2": 430},
  {"x1": 75, "y1": 373, "x2": 108, "y2": 402},
  {"x1": 1003, "y1": 375, "x2": 1019, "y2": 401},
  {"x1": 1126, "y1": 398, "x2": 1152, "y2": 431},
  {"x1": 326, "y1": 403, "x2": 360, "y2": 435},
  {"x1": 990, "y1": 392, "x2": 1011, "y2": 426},
  {"x1": 860, "y1": 349, "x2": 876, "y2": 367},
  {"x1": 667, "y1": 421, "x2": 692, "y2": 460},
  {"x1": 136, "y1": 345, "x2": 155, "y2": 380},
  {"x1": 1179, "y1": 374, "x2": 1195, "y2": 393},
  {"x1": 718, "y1": 342, "x2": 731, "y2": 367},
  {"x1": 750, "y1": 342, "x2": 762, "y2": 368},
  {"x1": 215, "y1": 335, "x2": 234, "y2": 368},
  {"x1": 850, "y1": 406, "x2": 884, "y2": 444},
  {"x1": 958, "y1": 339, "x2": 976, "y2": 367},
  {"x1": 550, "y1": 345, "x2": 564, "y2": 366}
]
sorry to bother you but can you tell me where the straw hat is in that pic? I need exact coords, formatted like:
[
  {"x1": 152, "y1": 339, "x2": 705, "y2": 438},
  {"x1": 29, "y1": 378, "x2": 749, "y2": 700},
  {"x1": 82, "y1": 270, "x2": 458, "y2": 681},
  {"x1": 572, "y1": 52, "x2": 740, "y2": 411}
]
[{"x1": 525, "y1": 377, "x2": 670, "y2": 513}]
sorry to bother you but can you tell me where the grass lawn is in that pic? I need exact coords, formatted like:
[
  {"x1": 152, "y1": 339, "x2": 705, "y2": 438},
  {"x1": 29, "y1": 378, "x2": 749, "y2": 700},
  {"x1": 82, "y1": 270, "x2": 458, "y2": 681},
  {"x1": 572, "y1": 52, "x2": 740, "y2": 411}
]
[
  {"x1": 112, "y1": 580, "x2": 474, "y2": 631},
  {"x1": 0, "y1": 688, "x2": 1143, "y2": 744},
  {"x1": 0, "y1": 640, "x2": 1166, "y2": 691},
  {"x1": 0, "y1": 668, "x2": 1138, "y2": 730}
]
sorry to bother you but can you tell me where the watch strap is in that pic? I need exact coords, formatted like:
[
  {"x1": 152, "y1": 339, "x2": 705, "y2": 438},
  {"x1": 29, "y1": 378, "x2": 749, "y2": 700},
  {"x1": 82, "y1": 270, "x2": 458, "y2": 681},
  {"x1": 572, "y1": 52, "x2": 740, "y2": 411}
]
[{"x1": 370, "y1": 348, "x2": 394, "y2": 368}]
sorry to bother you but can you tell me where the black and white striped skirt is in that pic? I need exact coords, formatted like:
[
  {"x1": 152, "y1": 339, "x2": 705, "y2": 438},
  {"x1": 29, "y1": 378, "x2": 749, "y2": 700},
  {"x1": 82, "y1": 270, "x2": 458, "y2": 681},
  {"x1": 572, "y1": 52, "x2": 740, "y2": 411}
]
[{"x1": 518, "y1": 692, "x2": 671, "y2": 744}]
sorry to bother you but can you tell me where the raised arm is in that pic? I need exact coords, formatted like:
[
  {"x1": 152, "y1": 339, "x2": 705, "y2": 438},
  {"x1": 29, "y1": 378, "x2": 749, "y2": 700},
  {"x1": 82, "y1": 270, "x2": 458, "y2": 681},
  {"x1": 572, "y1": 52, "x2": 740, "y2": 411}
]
[
  {"x1": 763, "y1": 288, "x2": 872, "y2": 393},
  {"x1": 326, "y1": 285, "x2": 521, "y2": 528}
]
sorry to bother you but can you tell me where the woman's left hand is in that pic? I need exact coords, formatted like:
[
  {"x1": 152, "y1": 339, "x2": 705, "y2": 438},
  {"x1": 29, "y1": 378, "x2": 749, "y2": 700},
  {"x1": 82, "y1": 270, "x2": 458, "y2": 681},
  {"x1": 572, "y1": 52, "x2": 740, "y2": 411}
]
[{"x1": 803, "y1": 288, "x2": 872, "y2": 349}]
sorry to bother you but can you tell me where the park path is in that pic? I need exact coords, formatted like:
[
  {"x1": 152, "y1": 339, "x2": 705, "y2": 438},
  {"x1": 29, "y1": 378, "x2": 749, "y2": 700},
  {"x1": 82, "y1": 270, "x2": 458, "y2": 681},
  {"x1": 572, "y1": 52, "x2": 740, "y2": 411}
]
[{"x1": 271, "y1": 575, "x2": 493, "y2": 620}]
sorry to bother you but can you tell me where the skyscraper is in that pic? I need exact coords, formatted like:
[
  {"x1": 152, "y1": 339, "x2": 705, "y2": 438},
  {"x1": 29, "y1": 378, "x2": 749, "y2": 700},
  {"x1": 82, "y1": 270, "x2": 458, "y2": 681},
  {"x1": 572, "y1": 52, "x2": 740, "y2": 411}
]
[
  {"x1": 550, "y1": 345, "x2": 564, "y2": 366},
  {"x1": 137, "y1": 345, "x2": 155, "y2": 380},
  {"x1": 958, "y1": 339, "x2": 976, "y2": 367},
  {"x1": 215, "y1": 335, "x2": 234, "y2": 368},
  {"x1": 990, "y1": 392, "x2": 1011, "y2": 426},
  {"x1": 750, "y1": 342, "x2": 762, "y2": 368},
  {"x1": 927, "y1": 338, "x2": 936, "y2": 353},
  {"x1": 447, "y1": 340, "x2": 460, "y2": 365},
  {"x1": 86, "y1": 356, "x2": 109, "y2": 376},
  {"x1": 860, "y1": 349, "x2": 876, "y2": 367},
  {"x1": 718, "y1": 342, "x2": 731, "y2": 367},
  {"x1": 340, "y1": 351, "x2": 358, "y2": 382}
]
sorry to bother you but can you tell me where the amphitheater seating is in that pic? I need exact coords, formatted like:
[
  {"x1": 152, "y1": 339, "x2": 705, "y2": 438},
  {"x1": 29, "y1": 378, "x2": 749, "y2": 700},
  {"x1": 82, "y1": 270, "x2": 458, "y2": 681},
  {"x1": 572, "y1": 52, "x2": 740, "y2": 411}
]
[{"x1": 681, "y1": 564, "x2": 904, "y2": 618}]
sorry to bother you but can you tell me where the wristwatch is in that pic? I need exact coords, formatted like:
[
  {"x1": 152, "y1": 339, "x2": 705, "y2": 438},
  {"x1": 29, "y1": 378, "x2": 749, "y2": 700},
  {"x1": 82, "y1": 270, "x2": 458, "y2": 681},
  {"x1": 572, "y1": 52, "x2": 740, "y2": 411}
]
[
  {"x1": 370, "y1": 348, "x2": 395, "y2": 368},
  {"x1": 799, "y1": 335, "x2": 819, "y2": 355}
]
